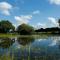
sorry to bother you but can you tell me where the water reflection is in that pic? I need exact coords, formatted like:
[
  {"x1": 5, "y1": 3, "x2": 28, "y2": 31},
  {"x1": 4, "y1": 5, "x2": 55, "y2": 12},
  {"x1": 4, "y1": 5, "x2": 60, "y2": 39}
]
[
  {"x1": 0, "y1": 35, "x2": 60, "y2": 60},
  {"x1": 10, "y1": 37, "x2": 35, "y2": 60},
  {"x1": 17, "y1": 36, "x2": 34, "y2": 46},
  {"x1": 49, "y1": 36, "x2": 60, "y2": 47},
  {"x1": 0, "y1": 37, "x2": 15, "y2": 49}
]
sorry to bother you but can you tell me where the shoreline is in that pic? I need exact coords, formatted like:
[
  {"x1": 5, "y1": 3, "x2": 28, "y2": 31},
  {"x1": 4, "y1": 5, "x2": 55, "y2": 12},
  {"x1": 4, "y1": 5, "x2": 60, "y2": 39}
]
[{"x1": 0, "y1": 33, "x2": 60, "y2": 38}]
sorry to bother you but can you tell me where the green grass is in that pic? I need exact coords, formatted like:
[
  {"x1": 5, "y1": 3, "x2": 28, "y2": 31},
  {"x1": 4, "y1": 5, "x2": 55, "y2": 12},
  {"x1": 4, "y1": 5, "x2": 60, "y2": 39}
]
[
  {"x1": 0, "y1": 33, "x2": 51, "y2": 38},
  {"x1": 0, "y1": 33, "x2": 18, "y2": 38}
]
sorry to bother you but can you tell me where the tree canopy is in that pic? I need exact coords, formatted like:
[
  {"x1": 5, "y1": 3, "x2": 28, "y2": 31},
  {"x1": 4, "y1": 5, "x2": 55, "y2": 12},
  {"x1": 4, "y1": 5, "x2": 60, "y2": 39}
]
[
  {"x1": 58, "y1": 19, "x2": 60, "y2": 27},
  {"x1": 0, "y1": 20, "x2": 15, "y2": 33},
  {"x1": 17, "y1": 24, "x2": 34, "y2": 35}
]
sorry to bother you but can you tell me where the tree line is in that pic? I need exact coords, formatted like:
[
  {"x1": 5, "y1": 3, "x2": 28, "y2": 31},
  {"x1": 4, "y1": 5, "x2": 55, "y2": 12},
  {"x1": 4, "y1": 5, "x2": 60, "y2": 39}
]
[
  {"x1": 0, "y1": 19, "x2": 60, "y2": 35},
  {"x1": 0, "y1": 20, "x2": 34, "y2": 35}
]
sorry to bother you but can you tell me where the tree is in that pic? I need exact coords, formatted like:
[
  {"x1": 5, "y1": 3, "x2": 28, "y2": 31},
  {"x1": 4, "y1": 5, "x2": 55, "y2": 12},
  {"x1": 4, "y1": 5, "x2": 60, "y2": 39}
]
[
  {"x1": 0, "y1": 20, "x2": 15, "y2": 33},
  {"x1": 17, "y1": 24, "x2": 34, "y2": 35},
  {"x1": 58, "y1": 19, "x2": 60, "y2": 27}
]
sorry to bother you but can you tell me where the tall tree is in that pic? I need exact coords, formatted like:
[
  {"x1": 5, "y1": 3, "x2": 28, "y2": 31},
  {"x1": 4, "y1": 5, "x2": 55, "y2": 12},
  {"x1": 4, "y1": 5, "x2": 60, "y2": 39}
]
[
  {"x1": 0, "y1": 20, "x2": 15, "y2": 33},
  {"x1": 17, "y1": 24, "x2": 34, "y2": 35},
  {"x1": 58, "y1": 19, "x2": 60, "y2": 27}
]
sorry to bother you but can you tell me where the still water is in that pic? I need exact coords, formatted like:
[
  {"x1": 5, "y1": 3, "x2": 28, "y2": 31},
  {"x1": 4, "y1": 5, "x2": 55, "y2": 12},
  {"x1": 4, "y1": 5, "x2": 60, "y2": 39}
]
[{"x1": 0, "y1": 35, "x2": 60, "y2": 60}]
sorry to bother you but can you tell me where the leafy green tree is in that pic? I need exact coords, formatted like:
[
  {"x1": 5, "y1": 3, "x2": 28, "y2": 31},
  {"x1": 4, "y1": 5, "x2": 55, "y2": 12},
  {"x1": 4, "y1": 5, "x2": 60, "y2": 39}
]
[
  {"x1": 17, "y1": 24, "x2": 34, "y2": 35},
  {"x1": 58, "y1": 19, "x2": 60, "y2": 27},
  {"x1": 0, "y1": 20, "x2": 15, "y2": 33}
]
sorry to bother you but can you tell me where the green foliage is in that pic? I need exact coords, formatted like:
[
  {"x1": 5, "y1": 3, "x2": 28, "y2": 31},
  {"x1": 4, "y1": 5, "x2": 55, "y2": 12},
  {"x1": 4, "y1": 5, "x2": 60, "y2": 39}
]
[
  {"x1": 0, "y1": 20, "x2": 15, "y2": 33},
  {"x1": 17, "y1": 24, "x2": 34, "y2": 35},
  {"x1": 58, "y1": 19, "x2": 60, "y2": 26}
]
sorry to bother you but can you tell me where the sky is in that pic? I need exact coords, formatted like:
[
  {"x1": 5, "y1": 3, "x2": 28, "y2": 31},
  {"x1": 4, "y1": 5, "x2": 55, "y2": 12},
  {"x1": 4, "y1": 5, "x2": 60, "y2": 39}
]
[{"x1": 0, "y1": 0, "x2": 60, "y2": 29}]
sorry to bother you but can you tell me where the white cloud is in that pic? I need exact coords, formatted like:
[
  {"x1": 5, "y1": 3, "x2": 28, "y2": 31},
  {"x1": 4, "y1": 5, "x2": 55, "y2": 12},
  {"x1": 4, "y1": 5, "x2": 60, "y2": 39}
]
[
  {"x1": 0, "y1": 2, "x2": 12, "y2": 15},
  {"x1": 33, "y1": 23, "x2": 47, "y2": 29},
  {"x1": 15, "y1": 15, "x2": 32, "y2": 25},
  {"x1": 2, "y1": 10, "x2": 10, "y2": 15},
  {"x1": 37, "y1": 23, "x2": 47, "y2": 29},
  {"x1": 33, "y1": 10, "x2": 40, "y2": 15},
  {"x1": 48, "y1": 17, "x2": 59, "y2": 27},
  {"x1": 49, "y1": 0, "x2": 60, "y2": 5}
]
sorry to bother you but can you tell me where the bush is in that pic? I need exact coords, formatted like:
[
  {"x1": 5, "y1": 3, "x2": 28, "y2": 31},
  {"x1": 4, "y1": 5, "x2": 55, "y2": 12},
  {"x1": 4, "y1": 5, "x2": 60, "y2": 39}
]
[{"x1": 17, "y1": 24, "x2": 34, "y2": 35}]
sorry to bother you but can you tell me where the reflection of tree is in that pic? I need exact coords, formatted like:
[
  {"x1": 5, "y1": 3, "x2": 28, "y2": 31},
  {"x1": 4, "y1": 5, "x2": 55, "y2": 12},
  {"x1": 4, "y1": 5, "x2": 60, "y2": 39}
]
[
  {"x1": 57, "y1": 40, "x2": 60, "y2": 50},
  {"x1": 17, "y1": 37, "x2": 34, "y2": 46},
  {"x1": 0, "y1": 38, "x2": 15, "y2": 48}
]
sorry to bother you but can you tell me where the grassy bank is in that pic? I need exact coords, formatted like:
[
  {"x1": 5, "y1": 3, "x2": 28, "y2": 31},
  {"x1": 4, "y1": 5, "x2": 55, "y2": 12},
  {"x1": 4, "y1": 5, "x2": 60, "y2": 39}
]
[
  {"x1": 0, "y1": 33, "x2": 50, "y2": 38},
  {"x1": 0, "y1": 33, "x2": 59, "y2": 38},
  {"x1": 0, "y1": 33, "x2": 18, "y2": 37}
]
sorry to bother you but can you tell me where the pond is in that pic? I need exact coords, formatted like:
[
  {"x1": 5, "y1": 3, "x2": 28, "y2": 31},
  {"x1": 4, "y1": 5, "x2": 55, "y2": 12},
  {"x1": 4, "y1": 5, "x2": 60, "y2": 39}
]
[{"x1": 0, "y1": 35, "x2": 60, "y2": 60}]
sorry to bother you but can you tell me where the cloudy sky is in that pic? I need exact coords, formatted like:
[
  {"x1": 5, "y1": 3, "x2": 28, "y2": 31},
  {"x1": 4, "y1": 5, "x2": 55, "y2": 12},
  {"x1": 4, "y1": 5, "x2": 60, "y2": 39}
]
[{"x1": 0, "y1": 0, "x2": 60, "y2": 29}]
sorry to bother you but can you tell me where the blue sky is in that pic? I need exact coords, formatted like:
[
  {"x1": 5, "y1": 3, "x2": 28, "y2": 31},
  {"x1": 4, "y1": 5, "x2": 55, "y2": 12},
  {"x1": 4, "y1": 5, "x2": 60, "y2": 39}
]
[{"x1": 0, "y1": 0, "x2": 60, "y2": 29}]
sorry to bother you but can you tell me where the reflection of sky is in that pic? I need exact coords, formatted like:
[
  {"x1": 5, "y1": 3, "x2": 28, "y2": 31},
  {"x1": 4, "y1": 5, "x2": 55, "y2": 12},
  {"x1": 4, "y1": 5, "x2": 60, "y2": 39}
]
[
  {"x1": 31, "y1": 36, "x2": 60, "y2": 52},
  {"x1": 33, "y1": 36, "x2": 60, "y2": 47},
  {"x1": 0, "y1": 36, "x2": 60, "y2": 57},
  {"x1": 32, "y1": 38, "x2": 51, "y2": 47},
  {"x1": 11, "y1": 40, "x2": 21, "y2": 49},
  {"x1": 49, "y1": 36, "x2": 60, "y2": 46}
]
